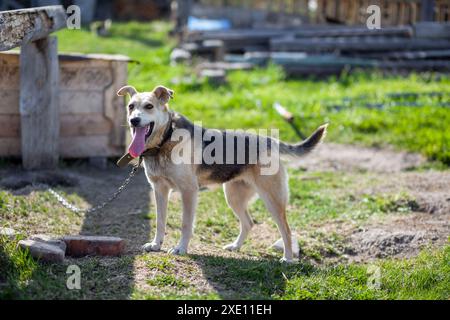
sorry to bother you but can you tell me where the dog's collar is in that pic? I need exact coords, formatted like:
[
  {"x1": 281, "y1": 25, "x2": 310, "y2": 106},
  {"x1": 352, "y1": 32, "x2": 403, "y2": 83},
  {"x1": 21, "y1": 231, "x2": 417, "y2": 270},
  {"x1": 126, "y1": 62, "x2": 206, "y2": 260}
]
[{"x1": 116, "y1": 113, "x2": 174, "y2": 168}]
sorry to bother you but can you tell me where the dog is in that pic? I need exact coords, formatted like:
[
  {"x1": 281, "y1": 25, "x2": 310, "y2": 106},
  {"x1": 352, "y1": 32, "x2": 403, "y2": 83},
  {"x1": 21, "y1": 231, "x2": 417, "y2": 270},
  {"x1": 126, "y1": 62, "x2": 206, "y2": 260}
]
[{"x1": 117, "y1": 85, "x2": 327, "y2": 262}]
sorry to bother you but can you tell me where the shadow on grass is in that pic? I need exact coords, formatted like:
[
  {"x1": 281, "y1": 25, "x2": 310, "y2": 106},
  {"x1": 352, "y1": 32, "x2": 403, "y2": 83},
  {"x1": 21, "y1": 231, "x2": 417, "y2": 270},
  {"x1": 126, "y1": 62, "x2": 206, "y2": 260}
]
[
  {"x1": 108, "y1": 34, "x2": 164, "y2": 48},
  {"x1": 189, "y1": 254, "x2": 316, "y2": 299},
  {"x1": 0, "y1": 164, "x2": 153, "y2": 299}
]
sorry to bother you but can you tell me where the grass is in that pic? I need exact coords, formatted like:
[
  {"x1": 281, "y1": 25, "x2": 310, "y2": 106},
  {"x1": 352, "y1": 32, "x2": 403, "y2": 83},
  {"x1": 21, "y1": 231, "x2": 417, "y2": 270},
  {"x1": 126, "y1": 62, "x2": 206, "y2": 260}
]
[
  {"x1": 280, "y1": 245, "x2": 450, "y2": 300},
  {"x1": 0, "y1": 21, "x2": 449, "y2": 300},
  {"x1": 1, "y1": 233, "x2": 448, "y2": 299},
  {"x1": 54, "y1": 21, "x2": 450, "y2": 165},
  {"x1": 1, "y1": 169, "x2": 448, "y2": 299}
]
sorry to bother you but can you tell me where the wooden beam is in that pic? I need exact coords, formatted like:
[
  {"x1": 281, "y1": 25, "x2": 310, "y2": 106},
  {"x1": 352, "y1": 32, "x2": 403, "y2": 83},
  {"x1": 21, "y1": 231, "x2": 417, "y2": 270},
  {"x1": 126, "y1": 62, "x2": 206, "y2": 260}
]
[
  {"x1": 20, "y1": 36, "x2": 60, "y2": 169},
  {"x1": 0, "y1": 5, "x2": 67, "y2": 51},
  {"x1": 270, "y1": 37, "x2": 450, "y2": 52}
]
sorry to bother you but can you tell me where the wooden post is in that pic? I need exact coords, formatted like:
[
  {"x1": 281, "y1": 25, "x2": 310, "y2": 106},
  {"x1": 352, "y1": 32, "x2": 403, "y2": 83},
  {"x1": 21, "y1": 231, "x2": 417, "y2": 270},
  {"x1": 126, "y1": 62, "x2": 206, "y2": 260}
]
[
  {"x1": 176, "y1": 0, "x2": 192, "y2": 34},
  {"x1": 19, "y1": 36, "x2": 60, "y2": 169},
  {"x1": 420, "y1": 0, "x2": 435, "y2": 21}
]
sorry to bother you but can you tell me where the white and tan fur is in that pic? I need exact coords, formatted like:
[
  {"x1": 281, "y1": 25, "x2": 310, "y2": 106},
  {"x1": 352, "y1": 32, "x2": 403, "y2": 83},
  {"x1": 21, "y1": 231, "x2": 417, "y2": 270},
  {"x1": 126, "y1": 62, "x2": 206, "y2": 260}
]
[{"x1": 117, "y1": 85, "x2": 328, "y2": 262}]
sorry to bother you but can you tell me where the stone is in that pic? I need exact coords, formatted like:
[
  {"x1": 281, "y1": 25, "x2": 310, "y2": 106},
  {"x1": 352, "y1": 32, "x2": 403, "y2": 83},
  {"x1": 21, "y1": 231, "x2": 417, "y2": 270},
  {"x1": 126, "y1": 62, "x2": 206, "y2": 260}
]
[
  {"x1": 0, "y1": 227, "x2": 17, "y2": 240},
  {"x1": 29, "y1": 234, "x2": 67, "y2": 252},
  {"x1": 18, "y1": 240, "x2": 65, "y2": 263},
  {"x1": 63, "y1": 235, "x2": 125, "y2": 257}
]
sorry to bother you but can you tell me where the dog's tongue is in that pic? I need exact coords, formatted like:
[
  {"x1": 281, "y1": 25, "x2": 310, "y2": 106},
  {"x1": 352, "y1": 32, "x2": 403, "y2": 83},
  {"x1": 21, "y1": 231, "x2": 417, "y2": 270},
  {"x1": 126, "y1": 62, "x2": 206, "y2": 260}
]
[{"x1": 128, "y1": 127, "x2": 147, "y2": 158}]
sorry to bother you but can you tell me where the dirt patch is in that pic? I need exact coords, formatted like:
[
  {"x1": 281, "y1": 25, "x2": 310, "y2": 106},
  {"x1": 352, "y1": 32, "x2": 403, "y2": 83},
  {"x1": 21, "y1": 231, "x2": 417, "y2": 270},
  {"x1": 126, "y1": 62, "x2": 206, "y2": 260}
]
[
  {"x1": 289, "y1": 143, "x2": 448, "y2": 263},
  {"x1": 348, "y1": 212, "x2": 448, "y2": 262},
  {"x1": 343, "y1": 171, "x2": 448, "y2": 263},
  {"x1": 294, "y1": 143, "x2": 426, "y2": 173}
]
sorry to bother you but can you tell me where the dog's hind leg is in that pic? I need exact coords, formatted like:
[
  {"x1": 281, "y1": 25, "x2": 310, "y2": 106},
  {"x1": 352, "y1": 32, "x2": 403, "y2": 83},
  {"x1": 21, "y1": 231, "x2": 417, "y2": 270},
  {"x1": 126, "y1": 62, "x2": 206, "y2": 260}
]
[
  {"x1": 223, "y1": 180, "x2": 256, "y2": 251},
  {"x1": 253, "y1": 167, "x2": 293, "y2": 262}
]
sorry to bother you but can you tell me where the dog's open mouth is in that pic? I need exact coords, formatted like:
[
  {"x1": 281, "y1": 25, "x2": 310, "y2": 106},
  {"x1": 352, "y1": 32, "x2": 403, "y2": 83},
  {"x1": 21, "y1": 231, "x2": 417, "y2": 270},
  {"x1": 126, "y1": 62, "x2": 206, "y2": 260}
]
[{"x1": 128, "y1": 122, "x2": 155, "y2": 158}]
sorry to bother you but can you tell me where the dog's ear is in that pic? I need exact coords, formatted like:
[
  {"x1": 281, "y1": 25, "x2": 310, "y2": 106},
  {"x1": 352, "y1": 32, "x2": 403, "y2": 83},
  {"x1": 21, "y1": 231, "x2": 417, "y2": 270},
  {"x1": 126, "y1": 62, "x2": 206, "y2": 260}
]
[
  {"x1": 153, "y1": 85, "x2": 174, "y2": 104},
  {"x1": 117, "y1": 85, "x2": 138, "y2": 97}
]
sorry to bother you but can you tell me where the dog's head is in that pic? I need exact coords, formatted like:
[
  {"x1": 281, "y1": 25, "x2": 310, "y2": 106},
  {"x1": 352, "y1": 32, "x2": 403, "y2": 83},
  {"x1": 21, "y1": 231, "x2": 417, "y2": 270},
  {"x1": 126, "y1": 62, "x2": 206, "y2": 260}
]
[{"x1": 117, "y1": 85, "x2": 174, "y2": 157}]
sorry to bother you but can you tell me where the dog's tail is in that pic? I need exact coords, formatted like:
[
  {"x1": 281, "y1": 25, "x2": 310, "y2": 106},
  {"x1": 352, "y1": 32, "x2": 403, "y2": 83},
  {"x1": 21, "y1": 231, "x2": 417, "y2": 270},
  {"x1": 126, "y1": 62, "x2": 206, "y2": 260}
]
[{"x1": 278, "y1": 124, "x2": 328, "y2": 159}]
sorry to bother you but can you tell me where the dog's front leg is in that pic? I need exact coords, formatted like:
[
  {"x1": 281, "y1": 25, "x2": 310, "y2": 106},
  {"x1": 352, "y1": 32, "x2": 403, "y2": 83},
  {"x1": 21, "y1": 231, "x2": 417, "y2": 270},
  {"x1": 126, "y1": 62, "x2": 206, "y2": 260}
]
[
  {"x1": 142, "y1": 181, "x2": 170, "y2": 252},
  {"x1": 168, "y1": 186, "x2": 198, "y2": 255}
]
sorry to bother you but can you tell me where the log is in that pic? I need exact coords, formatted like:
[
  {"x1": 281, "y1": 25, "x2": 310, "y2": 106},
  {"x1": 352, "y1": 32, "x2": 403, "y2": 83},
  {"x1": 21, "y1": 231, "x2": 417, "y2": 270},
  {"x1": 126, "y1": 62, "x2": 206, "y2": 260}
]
[
  {"x1": 20, "y1": 36, "x2": 59, "y2": 169},
  {"x1": 0, "y1": 5, "x2": 67, "y2": 51}
]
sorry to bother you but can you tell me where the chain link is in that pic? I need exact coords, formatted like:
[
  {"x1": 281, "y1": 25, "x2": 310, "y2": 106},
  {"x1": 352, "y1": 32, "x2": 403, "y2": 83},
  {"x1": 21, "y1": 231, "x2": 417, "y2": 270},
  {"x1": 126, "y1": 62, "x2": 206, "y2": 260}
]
[{"x1": 35, "y1": 163, "x2": 141, "y2": 216}]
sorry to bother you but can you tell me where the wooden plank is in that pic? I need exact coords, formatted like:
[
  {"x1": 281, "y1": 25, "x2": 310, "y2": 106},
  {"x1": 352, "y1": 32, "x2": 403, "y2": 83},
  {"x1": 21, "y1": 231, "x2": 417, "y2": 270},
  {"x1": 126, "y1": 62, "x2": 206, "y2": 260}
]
[
  {"x1": 270, "y1": 36, "x2": 450, "y2": 52},
  {"x1": 20, "y1": 36, "x2": 59, "y2": 169},
  {"x1": 0, "y1": 90, "x2": 105, "y2": 115},
  {"x1": 292, "y1": 26, "x2": 413, "y2": 38},
  {"x1": 0, "y1": 114, "x2": 112, "y2": 138},
  {"x1": 59, "y1": 136, "x2": 123, "y2": 158},
  {"x1": 0, "y1": 135, "x2": 123, "y2": 158},
  {"x1": 0, "y1": 90, "x2": 20, "y2": 114},
  {"x1": 186, "y1": 26, "x2": 414, "y2": 53},
  {"x1": 377, "y1": 59, "x2": 450, "y2": 70},
  {"x1": 0, "y1": 137, "x2": 21, "y2": 156},
  {"x1": 414, "y1": 22, "x2": 450, "y2": 38},
  {"x1": 0, "y1": 6, "x2": 67, "y2": 51},
  {"x1": 60, "y1": 114, "x2": 112, "y2": 136},
  {"x1": 359, "y1": 49, "x2": 450, "y2": 60},
  {"x1": 59, "y1": 67, "x2": 113, "y2": 90},
  {"x1": 197, "y1": 61, "x2": 253, "y2": 70},
  {"x1": 60, "y1": 91, "x2": 105, "y2": 114},
  {"x1": 0, "y1": 114, "x2": 20, "y2": 137}
]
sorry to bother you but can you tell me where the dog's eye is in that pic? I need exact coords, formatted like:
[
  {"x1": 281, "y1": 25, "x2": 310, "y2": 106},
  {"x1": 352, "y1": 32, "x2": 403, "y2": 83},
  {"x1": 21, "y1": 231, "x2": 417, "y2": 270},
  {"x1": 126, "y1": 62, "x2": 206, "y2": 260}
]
[
  {"x1": 144, "y1": 104, "x2": 154, "y2": 110},
  {"x1": 128, "y1": 104, "x2": 135, "y2": 111}
]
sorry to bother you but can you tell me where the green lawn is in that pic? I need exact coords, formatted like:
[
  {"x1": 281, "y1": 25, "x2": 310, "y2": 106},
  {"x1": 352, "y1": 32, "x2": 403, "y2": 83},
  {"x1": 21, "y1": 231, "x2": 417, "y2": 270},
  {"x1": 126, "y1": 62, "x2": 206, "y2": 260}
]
[{"x1": 56, "y1": 21, "x2": 450, "y2": 165}]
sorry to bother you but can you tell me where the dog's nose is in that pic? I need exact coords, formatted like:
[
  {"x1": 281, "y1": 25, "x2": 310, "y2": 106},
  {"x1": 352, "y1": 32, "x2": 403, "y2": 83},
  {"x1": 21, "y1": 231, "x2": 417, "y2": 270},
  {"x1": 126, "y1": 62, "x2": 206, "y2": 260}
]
[{"x1": 130, "y1": 117, "x2": 141, "y2": 127}]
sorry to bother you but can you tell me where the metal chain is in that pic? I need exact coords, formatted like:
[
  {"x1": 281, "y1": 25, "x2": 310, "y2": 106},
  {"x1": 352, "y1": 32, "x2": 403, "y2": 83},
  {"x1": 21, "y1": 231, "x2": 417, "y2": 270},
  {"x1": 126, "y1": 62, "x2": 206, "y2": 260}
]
[{"x1": 35, "y1": 162, "x2": 141, "y2": 216}]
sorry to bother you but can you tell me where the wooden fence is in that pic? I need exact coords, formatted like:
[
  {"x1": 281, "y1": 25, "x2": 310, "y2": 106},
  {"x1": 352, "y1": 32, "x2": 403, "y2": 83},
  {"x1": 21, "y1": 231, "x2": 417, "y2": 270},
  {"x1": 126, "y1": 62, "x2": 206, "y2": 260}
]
[{"x1": 189, "y1": 0, "x2": 450, "y2": 26}]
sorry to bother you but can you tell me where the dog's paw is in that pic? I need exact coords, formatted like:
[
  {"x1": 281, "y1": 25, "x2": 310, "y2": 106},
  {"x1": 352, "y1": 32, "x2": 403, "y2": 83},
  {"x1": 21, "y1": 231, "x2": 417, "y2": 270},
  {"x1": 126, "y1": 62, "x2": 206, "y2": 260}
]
[
  {"x1": 167, "y1": 246, "x2": 187, "y2": 255},
  {"x1": 279, "y1": 257, "x2": 295, "y2": 264},
  {"x1": 223, "y1": 243, "x2": 241, "y2": 252},
  {"x1": 142, "y1": 242, "x2": 161, "y2": 252}
]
